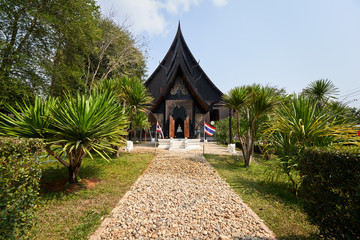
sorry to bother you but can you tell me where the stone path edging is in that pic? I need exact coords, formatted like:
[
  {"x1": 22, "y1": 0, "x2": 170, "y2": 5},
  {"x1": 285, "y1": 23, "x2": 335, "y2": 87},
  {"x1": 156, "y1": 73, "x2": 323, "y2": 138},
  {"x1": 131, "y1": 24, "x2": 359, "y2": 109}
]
[{"x1": 90, "y1": 154, "x2": 158, "y2": 240}]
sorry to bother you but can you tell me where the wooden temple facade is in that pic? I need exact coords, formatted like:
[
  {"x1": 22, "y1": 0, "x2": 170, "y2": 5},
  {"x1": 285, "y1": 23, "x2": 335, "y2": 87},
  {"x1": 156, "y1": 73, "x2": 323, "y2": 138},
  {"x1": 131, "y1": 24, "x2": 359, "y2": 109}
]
[{"x1": 145, "y1": 24, "x2": 227, "y2": 139}]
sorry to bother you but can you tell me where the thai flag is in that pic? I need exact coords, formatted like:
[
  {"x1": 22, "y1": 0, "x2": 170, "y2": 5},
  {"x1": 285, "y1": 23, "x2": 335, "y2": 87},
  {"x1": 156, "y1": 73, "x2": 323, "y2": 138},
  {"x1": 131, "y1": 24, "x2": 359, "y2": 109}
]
[
  {"x1": 156, "y1": 121, "x2": 164, "y2": 139},
  {"x1": 204, "y1": 122, "x2": 216, "y2": 136}
]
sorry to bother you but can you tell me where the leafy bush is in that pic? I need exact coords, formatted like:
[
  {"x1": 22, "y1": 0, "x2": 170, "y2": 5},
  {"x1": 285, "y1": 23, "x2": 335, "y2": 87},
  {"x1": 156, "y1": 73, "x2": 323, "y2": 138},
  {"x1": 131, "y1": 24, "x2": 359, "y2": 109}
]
[
  {"x1": 298, "y1": 146, "x2": 360, "y2": 239},
  {"x1": 0, "y1": 137, "x2": 43, "y2": 239},
  {"x1": 214, "y1": 117, "x2": 236, "y2": 145}
]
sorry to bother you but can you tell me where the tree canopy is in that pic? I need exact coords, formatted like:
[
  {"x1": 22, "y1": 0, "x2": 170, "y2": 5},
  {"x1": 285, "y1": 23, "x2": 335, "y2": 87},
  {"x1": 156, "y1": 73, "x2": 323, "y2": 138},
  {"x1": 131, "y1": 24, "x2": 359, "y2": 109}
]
[{"x1": 0, "y1": 0, "x2": 146, "y2": 109}]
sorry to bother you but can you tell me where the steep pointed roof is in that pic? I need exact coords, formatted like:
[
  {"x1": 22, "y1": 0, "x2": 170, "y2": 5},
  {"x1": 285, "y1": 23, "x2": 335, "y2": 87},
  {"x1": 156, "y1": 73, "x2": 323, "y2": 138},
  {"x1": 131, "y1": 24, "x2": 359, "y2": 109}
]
[{"x1": 145, "y1": 23, "x2": 223, "y2": 111}]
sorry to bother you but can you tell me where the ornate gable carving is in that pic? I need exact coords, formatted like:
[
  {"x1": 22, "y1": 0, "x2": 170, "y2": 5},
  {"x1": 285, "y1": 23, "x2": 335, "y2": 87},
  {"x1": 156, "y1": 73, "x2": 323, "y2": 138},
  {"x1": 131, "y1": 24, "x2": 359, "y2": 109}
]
[{"x1": 170, "y1": 78, "x2": 188, "y2": 95}]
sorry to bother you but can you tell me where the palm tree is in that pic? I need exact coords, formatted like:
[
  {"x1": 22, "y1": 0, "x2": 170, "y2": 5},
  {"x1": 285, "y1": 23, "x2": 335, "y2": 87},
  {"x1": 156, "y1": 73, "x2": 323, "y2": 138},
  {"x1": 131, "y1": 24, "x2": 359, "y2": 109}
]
[
  {"x1": 132, "y1": 111, "x2": 151, "y2": 142},
  {"x1": 0, "y1": 89, "x2": 128, "y2": 183},
  {"x1": 303, "y1": 79, "x2": 338, "y2": 110},
  {"x1": 119, "y1": 76, "x2": 153, "y2": 119},
  {"x1": 223, "y1": 85, "x2": 278, "y2": 166},
  {"x1": 222, "y1": 86, "x2": 248, "y2": 158}
]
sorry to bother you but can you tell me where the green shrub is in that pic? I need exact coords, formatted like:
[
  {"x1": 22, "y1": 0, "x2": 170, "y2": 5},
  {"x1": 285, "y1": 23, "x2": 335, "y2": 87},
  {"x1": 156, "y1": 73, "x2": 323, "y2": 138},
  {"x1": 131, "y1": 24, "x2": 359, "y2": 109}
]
[
  {"x1": 0, "y1": 137, "x2": 43, "y2": 239},
  {"x1": 298, "y1": 146, "x2": 360, "y2": 239},
  {"x1": 214, "y1": 117, "x2": 237, "y2": 145}
]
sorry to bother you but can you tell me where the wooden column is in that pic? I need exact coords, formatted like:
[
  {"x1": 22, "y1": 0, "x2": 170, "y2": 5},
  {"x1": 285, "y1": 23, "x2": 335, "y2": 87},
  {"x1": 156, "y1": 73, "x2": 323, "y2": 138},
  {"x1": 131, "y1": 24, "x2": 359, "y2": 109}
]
[
  {"x1": 184, "y1": 117, "x2": 190, "y2": 138},
  {"x1": 169, "y1": 116, "x2": 175, "y2": 138}
]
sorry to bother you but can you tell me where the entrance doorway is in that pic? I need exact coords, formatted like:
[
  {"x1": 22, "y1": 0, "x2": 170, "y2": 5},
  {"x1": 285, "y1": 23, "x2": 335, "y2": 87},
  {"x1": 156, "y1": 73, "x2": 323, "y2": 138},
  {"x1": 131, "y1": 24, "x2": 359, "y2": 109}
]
[{"x1": 175, "y1": 118, "x2": 184, "y2": 138}]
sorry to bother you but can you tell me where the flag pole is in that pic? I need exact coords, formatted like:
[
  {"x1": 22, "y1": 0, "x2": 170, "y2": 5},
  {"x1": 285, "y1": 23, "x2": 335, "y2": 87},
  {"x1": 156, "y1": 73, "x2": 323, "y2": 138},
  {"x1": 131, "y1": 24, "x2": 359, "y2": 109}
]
[
  {"x1": 203, "y1": 120, "x2": 205, "y2": 154},
  {"x1": 155, "y1": 123, "x2": 157, "y2": 154}
]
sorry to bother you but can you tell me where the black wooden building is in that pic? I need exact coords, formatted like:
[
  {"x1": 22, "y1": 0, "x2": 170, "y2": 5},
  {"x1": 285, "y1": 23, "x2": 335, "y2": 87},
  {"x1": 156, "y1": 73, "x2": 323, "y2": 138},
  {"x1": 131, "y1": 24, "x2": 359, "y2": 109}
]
[{"x1": 145, "y1": 24, "x2": 227, "y2": 139}]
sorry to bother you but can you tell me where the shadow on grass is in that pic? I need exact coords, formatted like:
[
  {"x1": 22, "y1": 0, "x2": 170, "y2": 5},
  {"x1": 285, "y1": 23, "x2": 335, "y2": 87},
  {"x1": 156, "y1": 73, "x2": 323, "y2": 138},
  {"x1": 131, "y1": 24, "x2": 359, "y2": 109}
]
[
  {"x1": 276, "y1": 233, "x2": 319, "y2": 240},
  {"x1": 39, "y1": 163, "x2": 103, "y2": 199},
  {"x1": 207, "y1": 154, "x2": 301, "y2": 209},
  {"x1": 229, "y1": 177, "x2": 300, "y2": 207}
]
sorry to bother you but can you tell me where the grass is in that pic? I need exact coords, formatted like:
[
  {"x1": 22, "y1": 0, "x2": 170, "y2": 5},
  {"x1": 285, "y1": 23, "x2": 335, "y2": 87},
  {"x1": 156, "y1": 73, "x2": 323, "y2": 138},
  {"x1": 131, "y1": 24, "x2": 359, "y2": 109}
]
[
  {"x1": 30, "y1": 152, "x2": 154, "y2": 240},
  {"x1": 205, "y1": 154, "x2": 319, "y2": 240}
]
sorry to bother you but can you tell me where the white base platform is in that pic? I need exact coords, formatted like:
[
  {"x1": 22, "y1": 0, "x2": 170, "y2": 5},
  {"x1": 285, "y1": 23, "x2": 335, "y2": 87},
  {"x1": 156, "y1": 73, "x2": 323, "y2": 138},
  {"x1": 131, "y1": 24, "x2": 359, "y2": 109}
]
[{"x1": 158, "y1": 138, "x2": 202, "y2": 150}]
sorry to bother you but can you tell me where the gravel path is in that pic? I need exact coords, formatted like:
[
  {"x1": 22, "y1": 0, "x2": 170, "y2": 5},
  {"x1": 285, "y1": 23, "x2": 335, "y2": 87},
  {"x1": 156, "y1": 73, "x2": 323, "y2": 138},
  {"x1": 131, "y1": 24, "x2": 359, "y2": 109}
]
[{"x1": 90, "y1": 144, "x2": 276, "y2": 240}]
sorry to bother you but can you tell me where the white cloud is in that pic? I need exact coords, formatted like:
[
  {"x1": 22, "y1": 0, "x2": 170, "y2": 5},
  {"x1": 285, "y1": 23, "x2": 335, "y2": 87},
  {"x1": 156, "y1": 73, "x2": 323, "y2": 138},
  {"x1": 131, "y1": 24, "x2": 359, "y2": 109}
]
[
  {"x1": 212, "y1": 0, "x2": 228, "y2": 7},
  {"x1": 97, "y1": 0, "x2": 166, "y2": 35},
  {"x1": 165, "y1": 0, "x2": 201, "y2": 14},
  {"x1": 97, "y1": 0, "x2": 218, "y2": 35}
]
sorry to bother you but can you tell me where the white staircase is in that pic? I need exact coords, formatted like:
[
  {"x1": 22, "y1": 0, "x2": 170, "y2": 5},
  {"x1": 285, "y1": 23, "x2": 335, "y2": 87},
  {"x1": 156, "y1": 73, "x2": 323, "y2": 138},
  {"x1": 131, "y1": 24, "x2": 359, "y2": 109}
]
[{"x1": 158, "y1": 138, "x2": 202, "y2": 150}]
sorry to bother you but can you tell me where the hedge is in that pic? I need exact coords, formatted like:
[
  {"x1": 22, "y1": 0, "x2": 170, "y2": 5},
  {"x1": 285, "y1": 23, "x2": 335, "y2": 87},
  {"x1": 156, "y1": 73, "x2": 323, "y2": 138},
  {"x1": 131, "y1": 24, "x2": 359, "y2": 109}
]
[
  {"x1": 298, "y1": 146, "x2": 360, "y2": 239},
  {"x1": 0, "y1": 137, "x2": 43, "y2": 239}
]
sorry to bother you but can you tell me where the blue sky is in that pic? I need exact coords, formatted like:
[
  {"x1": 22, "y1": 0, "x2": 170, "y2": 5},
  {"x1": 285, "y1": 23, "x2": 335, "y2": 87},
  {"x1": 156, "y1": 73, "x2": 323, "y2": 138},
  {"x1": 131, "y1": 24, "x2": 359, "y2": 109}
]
[{"x1": 96, "y1": 0, "x2": 360, "y2": 108}]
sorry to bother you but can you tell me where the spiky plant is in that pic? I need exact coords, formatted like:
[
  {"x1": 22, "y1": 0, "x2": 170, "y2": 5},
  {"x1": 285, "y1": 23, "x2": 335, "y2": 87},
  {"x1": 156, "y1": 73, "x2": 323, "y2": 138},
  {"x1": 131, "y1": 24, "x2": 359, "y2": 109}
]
[
  {"x1": 48, "y1": 90, "x2": 128, "y2": 183},
  {"x1": 0, "y1": 96, "x2": 57, "y2": 138},
  {"x1": 223, "y1": 85, "x2": 279, "y2": 166},
  {"x1": 0, "y1": 90, "x2": 128, "y2": 183},
  {"x1": 266, "y1": 94, "x2": 358, "y2": 189},
  {"x1": 303, "y1": 79, "x2": 339, "y2": 110}
]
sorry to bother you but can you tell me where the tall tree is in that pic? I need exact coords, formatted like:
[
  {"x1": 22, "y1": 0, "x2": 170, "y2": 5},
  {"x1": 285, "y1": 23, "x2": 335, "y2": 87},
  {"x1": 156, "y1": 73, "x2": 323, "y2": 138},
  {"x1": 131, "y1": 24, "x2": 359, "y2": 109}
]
[
  {"x1": 0, "y1": 0, "x2": 101, "y2": 105},
  {"x1": 85, "y1": 16, "x2": 146, "y2": 91}
]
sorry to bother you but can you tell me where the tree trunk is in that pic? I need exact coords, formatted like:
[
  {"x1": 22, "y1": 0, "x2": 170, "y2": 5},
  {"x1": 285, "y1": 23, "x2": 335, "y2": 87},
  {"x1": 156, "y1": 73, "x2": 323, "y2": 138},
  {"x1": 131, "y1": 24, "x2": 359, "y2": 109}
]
[{"x1": 67, "y1": 159, "x2": 82, "y2": 183}]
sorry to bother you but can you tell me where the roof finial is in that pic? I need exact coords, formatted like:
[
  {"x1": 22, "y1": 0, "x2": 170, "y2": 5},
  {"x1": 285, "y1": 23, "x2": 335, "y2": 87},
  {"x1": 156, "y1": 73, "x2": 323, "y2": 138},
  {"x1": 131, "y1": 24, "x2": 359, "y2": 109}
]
[{"x1": 177, "y1": 21, "x2": 181, "y2": 32}]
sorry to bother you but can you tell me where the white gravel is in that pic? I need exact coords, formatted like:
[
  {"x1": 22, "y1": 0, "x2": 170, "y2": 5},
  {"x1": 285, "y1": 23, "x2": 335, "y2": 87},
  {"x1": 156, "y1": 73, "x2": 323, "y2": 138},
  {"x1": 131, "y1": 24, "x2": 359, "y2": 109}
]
[{"x1": 90, "y1": 143, "x2": 276, "y2": 240}]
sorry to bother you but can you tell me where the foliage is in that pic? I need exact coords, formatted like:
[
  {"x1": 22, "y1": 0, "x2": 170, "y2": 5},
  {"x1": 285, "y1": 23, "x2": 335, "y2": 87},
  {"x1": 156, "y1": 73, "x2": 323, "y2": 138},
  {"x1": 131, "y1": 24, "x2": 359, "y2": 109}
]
[
  {"x1": 222, "y1": 85, "x2": 279, "y2": 166},
  {"x1": 266, "y1": 94, "x2": 358, "y2": 190},
  {"x1": 86, "y1": 16, "x2": 146, "y2": 90},
  {"x1": 0, "y1": 137, "x2": 43, "y2": 239},
  {"x1": 131, "y1": 111, "x2": 151, "y2": 141},
  {"x1": 303, "y1": 79, "x2": 339, "y2": 104},
  {"x1": 46, "y1": 0, "x2": 101, "y2": 97},
  {"x1": 118, "y1": 76, "x2": 153, "y2": 118},
  {"x1": 47, "y1": 90, "x2": 128, "y2": 182},
  {"x1": 0, "y1": 0, "x2": 101, "y2": 106},
  {"x1": 0, "y1": 89, "x2": 128, "y2": 183},
  {"x1": 214, "y1": 117, "x2": 237, "y2": 145},
  {"x1": 0, "y1": 96, "x2": 57, "y2": 138},
  {"x1": 298, "y1": 146, "x2": 360, "y2": 239},
  {"x1": 0, "y1": 0, "x2": 146, "y2": 108}
]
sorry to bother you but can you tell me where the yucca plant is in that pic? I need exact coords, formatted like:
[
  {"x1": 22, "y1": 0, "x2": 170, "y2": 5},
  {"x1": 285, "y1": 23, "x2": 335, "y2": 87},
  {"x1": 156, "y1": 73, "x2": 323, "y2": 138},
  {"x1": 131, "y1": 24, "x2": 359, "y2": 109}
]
[
  {"x1": 265, "y1": 94, "x2": 358, "y2": 190},
  {"x1": 48, "y1": 90, "x2": 128, "y2": 183},
  {"x1": 0, "y1": 90, "x2": 128, "y2": 183},
  {"x1": 0, "y1": 96, "x2": 57, "y2": 138}
]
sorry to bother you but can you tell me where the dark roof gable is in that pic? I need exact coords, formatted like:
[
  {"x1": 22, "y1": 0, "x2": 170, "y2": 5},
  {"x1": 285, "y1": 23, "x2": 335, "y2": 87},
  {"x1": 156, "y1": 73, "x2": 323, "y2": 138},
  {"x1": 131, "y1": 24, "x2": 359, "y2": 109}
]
[{"x1": 145, "y1": 23, "x2": 223, "y2": 111}]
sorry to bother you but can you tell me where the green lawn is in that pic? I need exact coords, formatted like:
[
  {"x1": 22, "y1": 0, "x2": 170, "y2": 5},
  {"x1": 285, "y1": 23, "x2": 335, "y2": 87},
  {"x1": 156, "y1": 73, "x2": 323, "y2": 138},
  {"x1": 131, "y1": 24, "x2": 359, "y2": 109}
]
[
  {"x1": 31, "y1": 152, "x2": 154, "y2": 240},
  {"x1": 205, "y1": 154, "x2": 319, "y2": 240}
]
